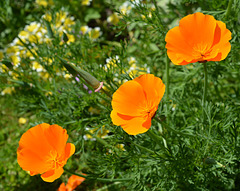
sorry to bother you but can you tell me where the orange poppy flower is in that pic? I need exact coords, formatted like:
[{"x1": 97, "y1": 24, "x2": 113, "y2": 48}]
[
  {"x1": 58, "y1": 175, "x2": 85, "y2": 191},
  {"x1": 17, "y1": 123, "x2": 75, "y2": 182},
  {"x1": 111, "y1": 74, "x2": 165, "y2": 135},
  {"x1": 165, "y1": 12, "x2": 231, "y2": 65}
]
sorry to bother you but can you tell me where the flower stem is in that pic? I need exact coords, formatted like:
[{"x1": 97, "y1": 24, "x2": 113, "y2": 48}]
[
  {"x1": 225, "y1": 0, "x2": 233, "y2": 19},
  {"x1": 147, "y1": 129, "x2": 164, "y2": 146},
  {"x1": 202, "y1": 62, "x2": 208, "y2": 120},
  {"x1": 165, "y1": 53, "x2": 170, "y2": 124},
  {"x1": 132, "y1": 142, "x2": 156, "y2": 155},
  {"x1": 64, "y1": 168, "x2": 131, "y2": 182}
]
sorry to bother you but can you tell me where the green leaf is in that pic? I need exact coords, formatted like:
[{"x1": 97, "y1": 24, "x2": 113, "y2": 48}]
[{"x1": 84, "y1": 8, "x2": 101, "y2": 22}]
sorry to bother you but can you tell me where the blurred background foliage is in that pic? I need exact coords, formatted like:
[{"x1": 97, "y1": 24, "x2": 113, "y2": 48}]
[{"x1": 0, "y1": 0, "x2": 240, "y2": 190}]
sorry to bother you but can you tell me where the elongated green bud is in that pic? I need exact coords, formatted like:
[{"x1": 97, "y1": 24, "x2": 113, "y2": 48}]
[
  {"x1": 58, "y1": 56, "x2": 103, "y2": 91},
  {"x1": 204, "y1": 157, "x2": 225, "y2": 167},
  {"x1": 204, "y1": 157, "x2": 217, "y2": 165}
]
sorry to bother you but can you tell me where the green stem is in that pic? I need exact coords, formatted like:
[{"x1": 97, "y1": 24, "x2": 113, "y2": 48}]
[
  {"x1": 202, "y1": 62, "x2": 208, "y2": 121},
  {"x1": 165, "y1": 53, "x2": 170, "y2": 124},
  {"x1": 132, "y1": 142, "x2": 156, "y2": 155},
  {"x1": 202, "y1": 62, "x2": 208, "y2": 107},
  {"x1": 225, "y1": 0, "x2": 233, "y2": 19},
  {"x1": 96, "y1": 182, "x2": 121, "y2": 191},
  {"x1": 146, "y1": 129, "x2": 163, "y2": 146},
  {"x1": 64, "y1": 168, "x2": 131, "y2": 182}
]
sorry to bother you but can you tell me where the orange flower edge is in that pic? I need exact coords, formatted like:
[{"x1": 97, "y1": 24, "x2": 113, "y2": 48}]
[
  {"x1": 165, "y1": 12, "x2": 232, "y2": 65},
  {"x1": 66, "y1": 175, "x2": 85, "y2": 191},
  {"x1": 58, "y1": 183, "x2": 67, "y2": 191},
  {"x1": 111, "y1": 74, "x2": 165, "y2": 135},
  {"x1": 57, "y1": 175, "x2": 85, "y2": 191},
  {"x1": 17, "y1": 123, "x2": 75, "y2": 182}
]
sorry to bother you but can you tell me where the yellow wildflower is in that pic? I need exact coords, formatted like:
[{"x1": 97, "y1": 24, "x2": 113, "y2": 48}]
[
  {"x1": 0, "y1": 51, "x2": 3, "y2": 60},
  {"x1": 128, "y1": 57, "x2": 136, "y2": 65},
  {"x1": 36, "y1": 0, "x2": 48, "y2": 7},
  {"x1": 40, "y1": 72, "x2": 50, "y2": 80},
  {"x1": 80, "y1": 26, "x2": 89, "y2": 35},
  {"x1": 105, "y1": 56, "x2": 119, "y2": 70},
  {"x1": 28, "y1": 33, "x2": 42, "y2": 43},
  {"x1": 32, "y1": 61, "x2": 44, "y2": 72},
  {"x1": 84, "y1": 126, "x2": 109, "y2": 140},
  {"x1": 64, "y1": 17, "x2": 75, "y2": 28},
  {"x1": 18, "y1": 117, "x2": 27, "y2": 125},
  {"x1": 9, "y1": 55, "x2": 20, "y2": 67},
  {"x1": 42, "y1": 13, "x2": 52, "y2": 22},
  {"x1": 56, "y1": 11, "x2": 68, "y2": 27},
  {"x1": 141, "y1": 15, "x2": 146, "y2": 19},
  {"x1": 60, "y1": 33, "x2": 75, "y2": 45},
  {"x1": 81, "y1": 0, "x2": 92, "y2": 6},
  {"x1": 107, "y1": 13, "x2": 120, "y2": 25},
  {"x1": 25, "y1": 22, "x2": 41, "y2": 33},
  {"x1": 116, "y1": 144, "x2": 126, "y2": 151},
  {"x1": 6, "y1": 46, "x2": 19, "y2": 55},
  {"x1": 36, "y1": 0, "x2": 53, "y2": 7},
  {"x1": 0, "y1": 64, "x2": 8, "y2": 72},
  {"x1": 120, "y1": 2, "x2": 132, "y2": 15},
  {"x1": 89, "y1": 27, "x2": 102, "y2": 40},
  {"x1": 64, "y1": 74, "x2": 71, "y2": 79},
  {"x1": 1, "y1": 87, "x2": 15, "y2": 95},
  {"x1": 45, "y1": 91, "x2": 53, "y2": 96},
  {"x1": 67, "y1": 34, "x2": 75, "y2": 44}
]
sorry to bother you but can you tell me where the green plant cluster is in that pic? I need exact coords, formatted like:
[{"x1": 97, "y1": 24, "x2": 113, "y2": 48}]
[{"x1": 0, "y1": 0, "x2": 240, "y2": 190}]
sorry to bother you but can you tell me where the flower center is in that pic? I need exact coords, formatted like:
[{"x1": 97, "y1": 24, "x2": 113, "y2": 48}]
[
  {"x1": 192, "y1": 43, "x2": 212, "y2": 61},
  {"x1": 146, "y1": 108, "x2": 156, "y2": 119},
  {"x1": 47, "y1": 150, "x2": 64, "y2": 169}
]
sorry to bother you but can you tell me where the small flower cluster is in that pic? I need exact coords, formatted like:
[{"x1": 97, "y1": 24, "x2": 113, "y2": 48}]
[
  {"x1": 35, "y1": 0, "x2": 54, "y2": 7},
  {"x1": 1, "y1": 9, "x2": 104, "y2": 95},
  {"x1": 0, "y1": 10, "x2": 75, "y2": 79},
  {"x1": 80, "y1": 26, "x2": 102, "y2": 40},
  {"x1": 104, "y1": 56, "x2": 150, "y2": 84}
]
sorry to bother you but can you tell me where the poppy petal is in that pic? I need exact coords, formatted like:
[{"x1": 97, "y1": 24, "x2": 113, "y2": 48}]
[
  {"x1": 165, "y1": 26, "x2": 196, "y2": 65},
  {"x1": 121, "y1": 115, "x2": 151, "y2": 135},
  {"x1": 17, "y1": 123, "x2": 55, "y2": 174},
  {"x1": 64, "y1": 143, "x2": 75, "y2": 160},
  {"x1": 133, "y1": 74, "x2": 165, "y2": 108},
  {"x1": 209, "y1": 21, "x2": 231, "y2": 61},
  {"x1": 18, "y1": 123, "x2": 53, "y2": 158},
  {"x1": 17, "y1": 148, "x2": 50, "y2": 174},
  {"x1": 111, "y1": 110, "x2": 150, "y2": 135},
  {"x1": 179, "y1": 12, "x2": 216, "y2": 49},
  {"x1": 41, "y1": 167, "x2": 64, "y2": 182},
  {"x1": 57, "y1": 183, "x2": 67, "y2": 191},
  {"x1": 112, "y1": 80, "x2": 146, "y2": 116},
  {"x1": 111, "y1": 110, "x2": 134, "y2": 126},
  {"x1": 44, "y1": 124, "x2": 69, "y2": 155},
  {"x1": 66, "y1": 175, "x2": 85, "y2": 190}
]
